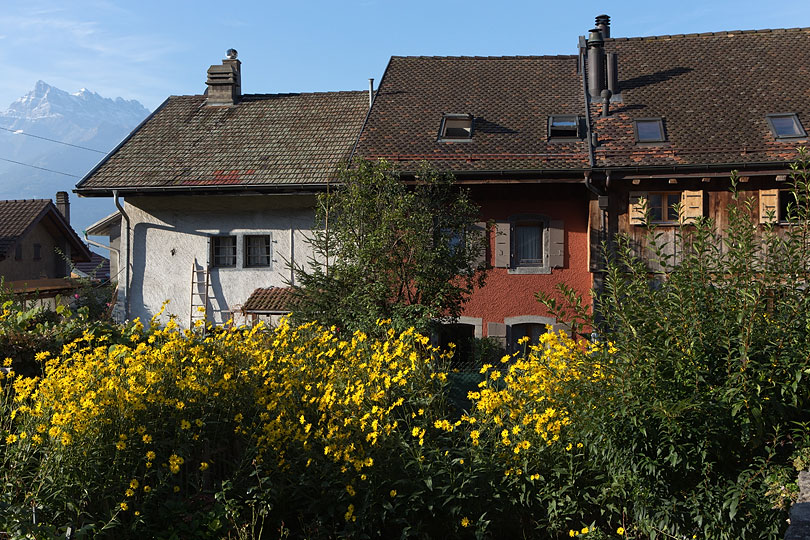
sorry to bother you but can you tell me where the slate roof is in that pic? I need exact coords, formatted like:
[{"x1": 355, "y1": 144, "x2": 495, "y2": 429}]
[
  {"x1": 591, "y1": 28, "x2": 810, "y2": 169},
  {"x1": 242, "y1": 287, "x2": 296, "y2": 313},
  {"x1": 76, "y1": 91, "x2": 370, "y2": 195},
  {"x1": 0, "y1": 199, "x2": 90, "y2": 262},
  {"x1": 0, "y1": 199, "x2": 51, "y2": 258},
  {"x1": 356, "y1": 27, "x2": 810, "y2": 176},
  {"x1": 355, "y1": 56, "x2": 590, "y2": 174},
  {"x1": 74, "y1": 253, "x2": 111, "y2": 281}
]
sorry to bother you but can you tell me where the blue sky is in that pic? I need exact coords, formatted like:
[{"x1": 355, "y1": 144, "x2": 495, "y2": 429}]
[{"x1": 1, "y1": 0, "x2": 809, "y2": 110}]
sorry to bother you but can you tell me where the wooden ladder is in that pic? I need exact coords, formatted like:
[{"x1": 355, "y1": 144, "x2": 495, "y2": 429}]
[{"x1": 189, "y1": 259, "x2": 210, "y2": 329}]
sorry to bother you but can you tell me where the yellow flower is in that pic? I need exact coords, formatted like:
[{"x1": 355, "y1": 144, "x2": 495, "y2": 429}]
[
  {"x1": 143, "y1": 434, "x2": 152, "y2": 444},
  {"x1": 461, "y1": 517, "x2": 470, "y2": 527},
  {"x1": 346, "y1": 485, "x2": 355, "y2": 497},
  {"x1": 581, "y1": 527, "x2": 589, "y2": 534},
  {"x1": 130, "y1": 479, "x2": 139, "y2": 489},
  {"x1": 144, "y1": 485, "x2": 151, "y2": 493},
  {"x1": 173, "y1": 485, "x2": 180, "y2": 493},
  {"x1": 617, "y1": 527, "x2": 625, "y2": 535},
  {"x1": 115, "y1": 441, "x2": 126, "y2": 451},
  {"x1": 180, "y1": 420, "x2": 191, "y2": 430},
  {"x1": 569, "y1": 531, "x2": 577, "y2": 538},
  {"x1": 120, "y1": 502, "x2": 128, "y2": 511},
  {"x1": 5, "y1": 434, "x2": 17, "y2": 444},
  {"x1": 389, "y1": 489, "x2": 397, "y2": 497},
  {"x1": 146, "y1": 450, "x2": 156, "y2": 460},
  {"x1": 125, "y1": 489, "x2": 134, "y2": 497},
  {"x1": 199, "y1": 462, "x2": 209, "y2": 471}
]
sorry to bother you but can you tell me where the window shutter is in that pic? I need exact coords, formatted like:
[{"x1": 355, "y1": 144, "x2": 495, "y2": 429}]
[
  {"x1": 629, "y1": 192, "x2": 646, "y2": 225},
  {"x1": 495, "y1": 221, "x2": 510, "y2": 268},
  {"x1": 548, "y1": 220, "x2": 564, "y2": 268},
  {"x1": 471, "y1": 222, "x2": 487, "y2": 268},
  {"x1": 680, "y1": 190, "x2": 704, "y2": 224},
  {"x1": 760, "y1": 189, "x2": 779, "y2": 224}
]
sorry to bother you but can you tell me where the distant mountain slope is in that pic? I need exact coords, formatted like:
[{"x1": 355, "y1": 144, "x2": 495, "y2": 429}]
[{"x1": 0, "y1": 81, "x2": 150, "y2": 240}]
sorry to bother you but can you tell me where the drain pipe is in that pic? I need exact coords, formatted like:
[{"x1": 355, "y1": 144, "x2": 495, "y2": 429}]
[
  {"x1": 83, "y1": 232, "x2": 120, "y2": 280},
  {"x1": 113, "y1": 190, "x2": 130, "y2": 320}
]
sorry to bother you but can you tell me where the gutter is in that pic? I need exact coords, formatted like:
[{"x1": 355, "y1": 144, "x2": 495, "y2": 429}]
[
  {"x1": 83, "y1": 233, "x2": 120, "y2": 275},
  {"x1": 113, "y1": 190, "x2": 130, "y2": 320}
]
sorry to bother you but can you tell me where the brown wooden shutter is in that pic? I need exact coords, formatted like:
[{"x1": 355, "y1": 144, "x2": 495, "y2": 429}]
[
  {"x1": 760, "y1": 189, "x2": 779, "y2": 224},
  {"x1": 680, "y1": 190, "x2": 704, "y2": 224},
  {"x1": 629, "y1": 192, "x2": 646, "y2": 225},
  {"x1": 548, "y1": 220, "x2": 564, "y2": 268},
  {"x1": 495, "y1": 221, "x2": 510, "y2": 268},
  {"x1": 471, "y1": 222, "x2": 487, "y2": 268}
]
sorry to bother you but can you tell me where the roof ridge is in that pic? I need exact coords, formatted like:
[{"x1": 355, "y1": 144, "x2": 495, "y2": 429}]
[
  {"x1": 608, "y1": 26, "x2": 810, "y2": 42},
  {"x1": 390, "y1": 54, "x2": 578, "y2": 60},
  {"x1": 171, "y1": 90, "x2": 368, "y2": 100},
  {"x1": 0, "y1": 198, "x2": 51, "y2": 204}
]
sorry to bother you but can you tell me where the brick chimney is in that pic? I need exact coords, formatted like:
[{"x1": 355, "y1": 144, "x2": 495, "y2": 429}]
[
  {"x1": 55, "y1": 191, "x2": 70, "y2": 223},
  {"x1": 206, "y1": 49, "x2": 241, "y2": 106}
]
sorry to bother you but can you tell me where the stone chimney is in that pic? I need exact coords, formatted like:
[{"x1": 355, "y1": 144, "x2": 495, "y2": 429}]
[
  {"x1": 55, "y1": 191, "x2": 70, "y2": 223},
  {"x1": 206, "y1": 49, "x2": 241, "y2": 106}
]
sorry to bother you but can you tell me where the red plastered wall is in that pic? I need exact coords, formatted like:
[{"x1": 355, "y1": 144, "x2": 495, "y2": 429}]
[{"x1": 461, "y1": 183, "x2": 593, "y2": 334}]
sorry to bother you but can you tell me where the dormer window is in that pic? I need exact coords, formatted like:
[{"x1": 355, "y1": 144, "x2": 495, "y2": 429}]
[
  {"x1": 439, "y1": 114, "x2": 473, "y2": 141},
  {"x1": 634, "y1": 118, "x2": 666, "y2": 143},
  {"x1": 548, "y1": 115, "x2": 581, "y2": 140},
  {"x1": 767, "y1": 114, "x2": 806, "y2": 139}
]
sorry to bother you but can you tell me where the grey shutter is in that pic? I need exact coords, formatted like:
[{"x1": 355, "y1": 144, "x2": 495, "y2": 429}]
[
  {"x1": 470, "y1": 221, "x2": 487, "y2": 268},
  {"x1": 495, "y1": 221, "x2": 510, "y2": 268},
  {"x1": 549, "y1": 220, "x2": 564, "y2": 268}
]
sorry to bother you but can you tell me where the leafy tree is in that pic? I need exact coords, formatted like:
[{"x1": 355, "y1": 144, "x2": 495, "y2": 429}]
[
  {"x1": 539, "y1": 150, "x2": 810, "y2": 538},
  {"x1": 291, "y1": 159, "x2": 487, "y2": 334}
]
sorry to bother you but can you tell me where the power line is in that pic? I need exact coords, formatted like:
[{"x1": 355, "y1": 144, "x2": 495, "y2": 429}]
[
  {"x1": 0, "y1": 126, "x2": 107, "y2": 154},
  {"x1": 0, "y1": 157, "x2": 80, "y2": 178}
]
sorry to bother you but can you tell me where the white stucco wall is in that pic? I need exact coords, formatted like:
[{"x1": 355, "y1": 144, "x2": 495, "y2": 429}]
[{"x1": 119, "y1": 194, "x2": 317, "y2": 327}]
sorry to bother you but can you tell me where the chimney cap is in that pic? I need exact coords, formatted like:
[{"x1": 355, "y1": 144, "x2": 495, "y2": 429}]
[
  {"x1": 595, "y1": 14, "x2": 611, "y2": 24},
  {"x1": 588, "y1": 29, "x2": 605, "y2": 45},
  {"x1": 226, "y1": 48, "x2": 238, "y2": 60}
]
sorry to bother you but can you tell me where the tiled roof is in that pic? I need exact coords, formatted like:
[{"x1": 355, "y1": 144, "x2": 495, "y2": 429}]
[
  {"x1": 355, "y1": 56, "x2": 590, "y2": 173},
  {"x1": 74, "y1": 253, "x2": 111, "y2": 281},
  {"x1": 76, "y1": 91, "x2": 370, "y2": 194},
  {"x1": 591, "y1": 28, "x2": 810, "y2": 168},
  {"x1": 242, "y1": 287, "x2": 296, "y2": 313},
  {"x1": 356, "y1": 28, "x2": 810, "y2": 175},
  {"x1": 0, "y1": 199, "x2": 51, "y2": 257},
  {"x1": 0, "y1": 199, "x2": 91, "y2": 262}
]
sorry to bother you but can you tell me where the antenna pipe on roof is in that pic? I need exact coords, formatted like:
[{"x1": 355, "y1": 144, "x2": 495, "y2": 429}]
[
  {"x1": 368, "y1": 78, "x2": 374, "y2": 108},
  {"x1": 113, "y1": 190, "x2": 130, "y2": 321}
]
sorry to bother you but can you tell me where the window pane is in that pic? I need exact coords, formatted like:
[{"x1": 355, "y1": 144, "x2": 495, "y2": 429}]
[
  {"x1": 648, "y1": 194, "x2": 663, "y2": 221},
  {"x1": 245, "y1": 235, "x2": 271, "y2": 267},
  {"x1": 636, "y1": 120, "x2": 664, "y2": 142},
  {"x1": 666, "y1": 194, "x2": 679, "y2": 222},
  {"x1": 770, "y1": 115, "x2": 803, "y2": 137},
  {"x1": 549, "y1": 116, "x2": 579, "y2": 138},
  {"x1": 443, "y1": 117, "x2": 472, "y2": 139},
  {"x1": 515, "y1": 223, "x2": 542, "y2": 265},
  {"x1": 212, "y1": 236, "x2": 236, "y2": 267}
]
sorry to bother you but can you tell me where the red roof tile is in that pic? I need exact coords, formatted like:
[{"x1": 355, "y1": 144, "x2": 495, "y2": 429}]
[{"x1": 242, "y1": 287, "x2": 296, "y2": 313}]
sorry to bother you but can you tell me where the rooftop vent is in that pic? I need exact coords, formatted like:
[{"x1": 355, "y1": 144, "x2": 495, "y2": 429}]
[
  {"x1": 595, "y1": 14, "x2": 611, "y2": 38},
  {"x1": 206, "y1": 49, "x2": 242, "y2": 106}
]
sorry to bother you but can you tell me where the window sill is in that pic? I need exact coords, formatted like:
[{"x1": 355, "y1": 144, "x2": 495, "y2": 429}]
[{"x1": 508, "y1": 266, "x2": 551, "y2": 275}]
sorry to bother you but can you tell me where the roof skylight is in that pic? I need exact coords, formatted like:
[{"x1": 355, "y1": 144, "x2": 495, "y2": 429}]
[
  {"x1": 439, "y1": 114, "x2": 473, "y2": 141},
  {"x1": 548, "y1": 115, "x2": 581, "y2": 140},
  {"x1": 767, "y1": 114, "x2": 806, "y2": 139},
  {"x1": 634, "y1": 118, "x2": 666, "y2": 143}
]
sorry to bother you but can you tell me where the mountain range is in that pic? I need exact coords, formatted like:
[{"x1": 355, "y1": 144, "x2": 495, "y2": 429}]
[{"x1": 0, "y1": 81, "x2": 150, "y2": 240}]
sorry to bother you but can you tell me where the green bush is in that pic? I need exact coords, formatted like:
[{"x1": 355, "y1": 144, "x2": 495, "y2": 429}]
[{"x1": 537, "y1": 153, "x2": 810, "y2": 538}]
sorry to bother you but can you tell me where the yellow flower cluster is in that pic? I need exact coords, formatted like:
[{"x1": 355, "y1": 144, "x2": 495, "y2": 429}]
[
  {"x1": 465, "y1": 328, "x2": 607, "y2": 465},
  {"x1": 3, "y1": 312, "x2": 449, "y2": 518},
  {"x1": 249, "y1": 318, "x2": 450, "y2": 472}
]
